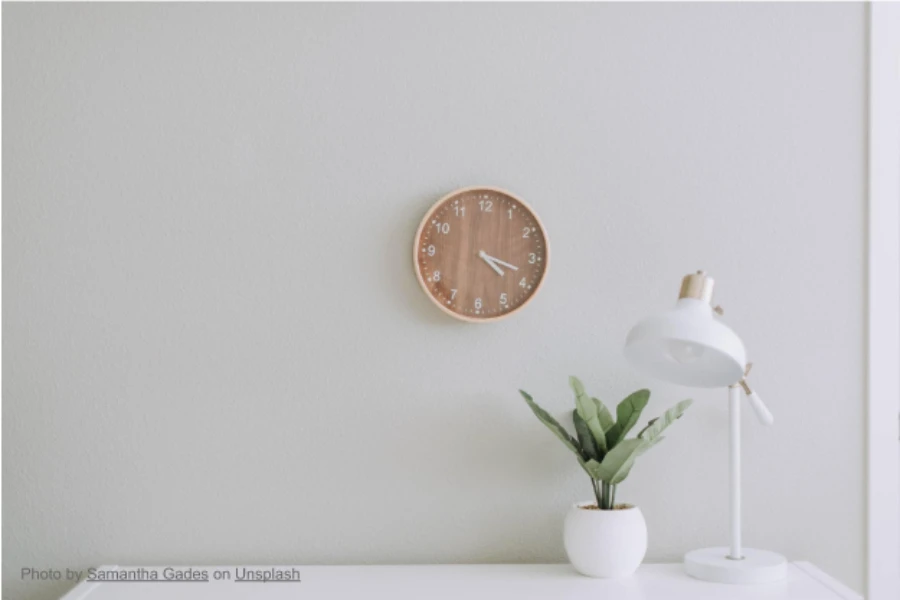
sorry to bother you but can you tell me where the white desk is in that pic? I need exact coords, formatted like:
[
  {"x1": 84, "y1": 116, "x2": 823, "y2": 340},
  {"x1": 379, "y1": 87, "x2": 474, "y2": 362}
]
[{"x1": 61, "y1": 563, "x2": 861, "y2": 600}]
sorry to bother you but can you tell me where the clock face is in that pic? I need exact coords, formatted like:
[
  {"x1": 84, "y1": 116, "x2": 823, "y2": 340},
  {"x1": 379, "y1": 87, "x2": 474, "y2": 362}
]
[{"x1": 413, "y1": 187, "x2": 549, "y2": 322}]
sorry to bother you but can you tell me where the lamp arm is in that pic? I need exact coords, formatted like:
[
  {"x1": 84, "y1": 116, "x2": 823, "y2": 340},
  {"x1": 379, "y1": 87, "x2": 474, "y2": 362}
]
[
  {"x1": 739, "y1": 378, "x2": 774, "y2": 426},
  {"x1": 735, "y1": 364, "x2": 774, "y2": 426},
  {"x1": 747, "y1": 391, "x2": 774, "y2": 426}
]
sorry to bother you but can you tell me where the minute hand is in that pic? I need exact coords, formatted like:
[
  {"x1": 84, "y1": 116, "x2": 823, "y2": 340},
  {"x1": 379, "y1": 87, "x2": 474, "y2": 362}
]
[{"x1": 483, "y1": 253, "x2": 519, "y2": 271}]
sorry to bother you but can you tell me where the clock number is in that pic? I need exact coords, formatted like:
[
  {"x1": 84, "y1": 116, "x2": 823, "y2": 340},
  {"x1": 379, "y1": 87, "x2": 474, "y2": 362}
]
[
  {"x1": 507, "y1": 208, "x2": 513, "y2": 219},
  {"x1": 433, "y1": 271, "x2": 441, "y2": 282},
  {"x1": 454, "y1": 206, "x2": 465, "y2": 217},
  {"x1": 522, "y1": 227, "x2": 532, "y2": 238},
  {"x1": 519, "y1": 277, "x2": 527, "y2": 288},
  {"x1": 435, "y1": 222, "x2": 450, "y2": 234},
  {"x1": 479, "y1": 200, "x2": 493, "y2": 212},
  {"x1": 426, "y1": 245, "x2": 436, "y2": 256},
  {"x1": 475, "y1": 298, "x2": 483, "y2": 310},
  {"x1": 528, "y1": 253, "x2": 536, "y2": 264},
  {"x1": 500, "y1": 293, "x2": 508, "y2": 306},
  {"x1": 450, "y1": 289, "x2": 457, "y2": 300}
]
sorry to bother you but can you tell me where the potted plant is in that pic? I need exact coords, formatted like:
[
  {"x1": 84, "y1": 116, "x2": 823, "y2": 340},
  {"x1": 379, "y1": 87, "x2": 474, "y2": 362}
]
[{"x1": 520, "y1": 377, "x2": 692, "y2": 578}]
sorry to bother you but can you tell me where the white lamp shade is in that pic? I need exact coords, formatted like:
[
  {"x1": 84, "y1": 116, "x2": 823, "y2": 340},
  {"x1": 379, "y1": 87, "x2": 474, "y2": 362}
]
[{"x1": 624, "y1": 298, "x2": 746, "y2": 388}]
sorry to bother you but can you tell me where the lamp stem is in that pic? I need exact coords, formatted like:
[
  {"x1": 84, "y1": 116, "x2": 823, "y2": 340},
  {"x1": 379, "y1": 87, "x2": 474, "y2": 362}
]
[{"x1": 728, "y1": 385, "x2": 743, "y2": 560}]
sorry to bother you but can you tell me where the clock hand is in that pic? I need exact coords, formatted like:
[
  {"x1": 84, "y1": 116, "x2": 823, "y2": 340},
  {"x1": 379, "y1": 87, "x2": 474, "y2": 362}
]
[
  {"x1": 478, "y1": 250, "x2": 505, "y2": 276},
  {"x1": 481, "y1": 252, "x2": 519, "y2": 271}
]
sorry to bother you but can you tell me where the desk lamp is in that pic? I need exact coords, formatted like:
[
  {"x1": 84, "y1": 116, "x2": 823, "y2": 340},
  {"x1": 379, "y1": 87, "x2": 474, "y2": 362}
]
[{"x1": 623, "y1": 271, "x2": 786, "y2": 584}]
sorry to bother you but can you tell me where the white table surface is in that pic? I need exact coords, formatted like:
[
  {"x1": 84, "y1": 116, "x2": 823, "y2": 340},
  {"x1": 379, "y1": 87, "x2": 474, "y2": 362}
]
[{"x1": 61, "y1": 563, "x2": 862, "y2": 600}]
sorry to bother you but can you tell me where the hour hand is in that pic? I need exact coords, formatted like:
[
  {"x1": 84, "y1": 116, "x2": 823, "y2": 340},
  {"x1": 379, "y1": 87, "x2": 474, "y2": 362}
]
[
  {"x1": 481, "y1": 251, "x2": 519, "y2": 272},
  {"x1": 478, "y1": 250, "x2": 505, "y2": 276}
]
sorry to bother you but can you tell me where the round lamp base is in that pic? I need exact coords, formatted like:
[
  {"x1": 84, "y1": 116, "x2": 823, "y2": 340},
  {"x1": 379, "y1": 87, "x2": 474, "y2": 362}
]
[{"x1": 684, "y1": 547, "x2": 787, "y2": 584}]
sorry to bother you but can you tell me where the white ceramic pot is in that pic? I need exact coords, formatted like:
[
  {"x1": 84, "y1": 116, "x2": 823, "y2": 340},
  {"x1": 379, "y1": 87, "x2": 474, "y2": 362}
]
[{"x1": 563, "y1": 501, "x2": 648, "y2": 578}]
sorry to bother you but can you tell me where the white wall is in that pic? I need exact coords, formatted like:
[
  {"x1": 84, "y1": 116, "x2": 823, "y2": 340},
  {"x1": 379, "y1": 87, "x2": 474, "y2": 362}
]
[{"x1": 2, "y1": 4, "x2": 866, "y2": 599}]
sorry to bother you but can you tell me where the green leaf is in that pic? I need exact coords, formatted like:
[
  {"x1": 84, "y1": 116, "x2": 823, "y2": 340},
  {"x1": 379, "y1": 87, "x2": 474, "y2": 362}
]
[
  {"x1": 636, "y1": 418, "x2": 658, "y2": 439},
  {"x1": 638, "y1": 399, "x2": 693, "y2": 443},
  {"x1": 573, "y1": 410, "x2": 601, "y2": 461},
  {"x1": 593, "y1": 438, "x2": 646, "y2": 484},
  {"x1": 520, "y1": 390, "x2": 583, "y2": 459},
  {"x1": 635, "y1": 436, "x2": 665, "y2": 457},
  {"x1": 569, "y1": 377, "x2": 608, "y2": 455},
  {"x1": 576, "y1": 457, "x2": 595, "y2": 479},
  {"x1": 605, "y1": 389, "x2": 651, "y2": 449},
  {"x1": 582, "y1": 458, "x2": 606, "y2": 480},
  {"x1": 569, "y1": 377, "x2": 594, "y2": 423},
  {"x1": 592, "y1": 397, "x2": 615, "y2": 432}
]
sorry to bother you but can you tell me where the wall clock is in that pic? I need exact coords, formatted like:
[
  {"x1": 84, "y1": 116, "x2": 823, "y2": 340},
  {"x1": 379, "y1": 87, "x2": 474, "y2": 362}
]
[{"x1": 413, "y1": 186, "x2": 549, "y2": 322}]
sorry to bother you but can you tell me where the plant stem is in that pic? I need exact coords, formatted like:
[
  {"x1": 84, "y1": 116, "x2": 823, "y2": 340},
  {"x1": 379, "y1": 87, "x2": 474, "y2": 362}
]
[
  {"x1": 600, "y1": 481, "x2": 610, "y2": 510},
  {"x1": 609, "y1": 484, "x2": 616, "y2": 509},
  {"x1": 591, "y1": 479, "x2": 602, "y2": 508}
]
